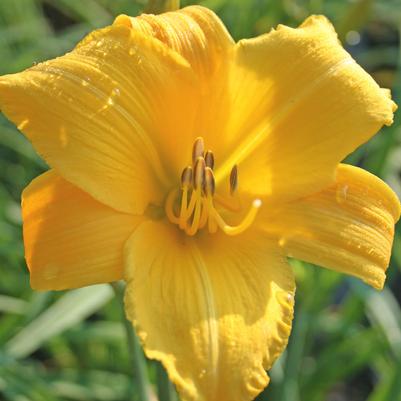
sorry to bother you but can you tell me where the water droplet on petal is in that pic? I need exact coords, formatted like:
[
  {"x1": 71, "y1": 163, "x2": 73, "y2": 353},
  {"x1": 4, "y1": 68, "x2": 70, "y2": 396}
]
[
  {"x1": 18, "y1": 119, "x2": 29, "y2": 130},
  {"x1": 129, "y1": 46, "x2": 137, "y2": 56},
  {"x1": 279, "y1": 237, "x2": 287, "y2": 248}
]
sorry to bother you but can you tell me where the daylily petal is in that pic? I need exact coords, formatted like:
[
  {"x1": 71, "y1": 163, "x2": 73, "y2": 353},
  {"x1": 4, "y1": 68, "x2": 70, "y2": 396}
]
[
  {"x1": 0, "y1": 24, "x2": 198, "y2": 214},
  {"x1": 213, "y1": 16, "x2": 396, "y2": 203},
  {"x1": 124, "y1": 221, "x2": 295, "y2": 401},
  {"x1": 263, "y1": 164, "x2": 400, "y2": 290},
  {"x1": 113, "y1": 6, "x2": 235, "y2": 166},
  {"x1": 23, "y1": 170, "x2": 143, "y2": 290},
  {"x1": 113, "y1": 5, "x2": 234, "y2": 79}
]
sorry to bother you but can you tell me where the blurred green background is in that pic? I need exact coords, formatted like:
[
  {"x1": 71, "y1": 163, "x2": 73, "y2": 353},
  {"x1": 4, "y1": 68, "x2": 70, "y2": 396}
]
[{"x1": 1, "y1": 0, "x2": 401, "y2": 400}]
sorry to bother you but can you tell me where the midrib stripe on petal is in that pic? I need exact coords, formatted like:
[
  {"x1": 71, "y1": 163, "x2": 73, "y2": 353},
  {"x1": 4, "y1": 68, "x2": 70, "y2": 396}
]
[{"x1": 189, "y1": 242, "x2": 220, "y2": 398}]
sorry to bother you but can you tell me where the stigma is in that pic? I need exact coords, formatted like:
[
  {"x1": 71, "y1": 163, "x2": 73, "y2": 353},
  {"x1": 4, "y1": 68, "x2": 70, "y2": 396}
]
[{"x1": 165, "y1": 137, "x2": 262, "y2": 236}]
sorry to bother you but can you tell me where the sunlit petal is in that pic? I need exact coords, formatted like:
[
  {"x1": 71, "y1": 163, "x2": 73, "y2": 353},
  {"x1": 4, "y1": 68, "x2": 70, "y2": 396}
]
[{"x1": 213, "y1": 16, "x2": 396, "y2": 203}]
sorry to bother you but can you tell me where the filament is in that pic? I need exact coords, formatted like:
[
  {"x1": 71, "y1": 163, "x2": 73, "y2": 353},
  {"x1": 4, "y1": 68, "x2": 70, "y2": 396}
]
[
  {"x1": 179, "y1": 186, "x2": 189, "y2": 229},
  {"x1": 206, "y1": 196, "x2": 218, "y2": 234},
  {"x1": 199, "y1": 198, "x2": 209, "y2": 229},
  {"x1": 165, "y1": 189, "x2": 180, "y2": 224},
  {"x1": 186, "y1": 195, "x2": 202, "y2": 236}
]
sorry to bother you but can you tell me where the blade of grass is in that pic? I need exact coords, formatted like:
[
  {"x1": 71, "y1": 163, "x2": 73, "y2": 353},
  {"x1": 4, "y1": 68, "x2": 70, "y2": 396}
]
[
  {"x1": 278, "y1": 305, "x2": 309, "y2": 401},
  {"x1": 157, "y1": 362, "x2": 176, "y2": 401},
  {"x1": 0, "y1": 295, "x2": 27, "y2": 315},
  {"x1": 111, "y1": 282, "x2": 151, "y2": 401},
  {"x1": 5, "y1": 284, "x2": 113, "y2": 359}
]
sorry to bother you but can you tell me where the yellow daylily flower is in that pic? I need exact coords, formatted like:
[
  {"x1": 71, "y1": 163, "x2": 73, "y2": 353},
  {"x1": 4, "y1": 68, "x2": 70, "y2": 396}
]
[{"x1": 0, "y1": 5, "x2": 399, "y2": 401}]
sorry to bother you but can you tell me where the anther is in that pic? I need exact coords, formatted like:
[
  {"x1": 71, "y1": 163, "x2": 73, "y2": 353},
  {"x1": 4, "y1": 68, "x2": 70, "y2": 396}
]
[
  {"x1": 230, "y1": 165, "x2": 238, "y2": 195},
  {"x1": 205, "y1": 150, "x2": 214, "y2": 169},
  {"x1": 181, "y1": 166, "x2": 193, "y2": 188},
  {"x1": 204, "y1": 167, "x2": 215, "y2": 196},
  {"x1": 192, "y1": 137, "x2": 205, "y2": 164},
  {"x1": 193, "y1": 157, "x2": 206, "y2": 190}
]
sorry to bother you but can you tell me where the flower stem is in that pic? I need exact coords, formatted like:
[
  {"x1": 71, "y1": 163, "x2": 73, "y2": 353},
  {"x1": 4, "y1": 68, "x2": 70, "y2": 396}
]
[
  {"x1": 157, "y1": 363, "x2": 176, "y2": 401},
  {"x1": 145, "y1": 0, "x2": 180, "y2": 14},
  {"x1": 111, "y1": 282, "x2": 150, "y2": 401},
  {"x1": 279, "y1": 305, "x2": 309, "y2": 401}
]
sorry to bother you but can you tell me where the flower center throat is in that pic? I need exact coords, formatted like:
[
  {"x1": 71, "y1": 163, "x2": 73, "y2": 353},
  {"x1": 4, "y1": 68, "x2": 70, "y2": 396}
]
[{"x1": 165, "y1": 137, "x2": 262, "y2": 236}]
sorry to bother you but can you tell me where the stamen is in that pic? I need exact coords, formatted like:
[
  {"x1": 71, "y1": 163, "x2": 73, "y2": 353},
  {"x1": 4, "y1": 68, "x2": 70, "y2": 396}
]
[
  {"x1": 179, "y1": 189, "x2": 189, "y2": 230},
  {"x1": 211, "y1": 199, "x2": 262, "y2": 236},
  {"x1": 193, "y1": 157, "x2": 206, "y2": 190},
  {"x1": 179, "y1": 166, "x2": 193, "y2": 229},
  {"x1": 208, "y1": 215, "x2": 218, "y2": 233},
  {"x1": 185, "y1": 188, "x2": 199, "y2": 219},
  {"x1": 192, "y1": 137, "x2": 205, "y2": 164},
  {"x1": 186, "y1": 189, "x2": 203, "y2": 236},
  {"x1": 199, "y1": 198, "x2": 209, "y2": 229},
  {"x1": 230, "y1": 165, "x2": 238, "y2": 195},
  {"x1": 206, "y1": 195, "x2": 218, "y2": 234},
  {"x1": 165, "y1": 189, "x2": 180, "y2": 224},
  {"x1": 205, "y1": 150, "x2": 214, "y2": 169},
  {"x1": 181, "y1": 166, "x2": 193, "y2": 188},
  {"x1": 204, "y1": 167, "x2": 215, "y2": 196}
]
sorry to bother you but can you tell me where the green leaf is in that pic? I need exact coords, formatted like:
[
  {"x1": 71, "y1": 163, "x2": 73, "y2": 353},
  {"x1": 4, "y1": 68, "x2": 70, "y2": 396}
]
[{"x1": 5, "y1": 284, "x2": 113, "y2": 359}]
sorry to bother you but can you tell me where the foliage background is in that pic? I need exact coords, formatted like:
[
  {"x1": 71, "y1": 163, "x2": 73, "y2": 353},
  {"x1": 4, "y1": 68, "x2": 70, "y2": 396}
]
[{"x1": 1, "y1": 0, "x2": 401, "y2": 400}]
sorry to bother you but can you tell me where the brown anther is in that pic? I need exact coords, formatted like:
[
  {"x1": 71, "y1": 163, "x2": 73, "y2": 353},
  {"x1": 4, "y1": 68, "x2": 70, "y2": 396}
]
[
  {"x1": 230, "y1": 165, "x2": 238, "y2": 195},
  {"x1": 181, "y1": 166, "x2": 193, "y2": 188},
  {"x1": 204, "y1": 167, "x2": 215, "y2": 196},
  {"x1": 205, "y1": 150, "x2": 214, "y2": 169},
  {"x1": 193, "y1": 157, "x2": 206, "y2": 190},
  {"x1": 192, "y1": 137, "x2": 205, "y2": 165}
]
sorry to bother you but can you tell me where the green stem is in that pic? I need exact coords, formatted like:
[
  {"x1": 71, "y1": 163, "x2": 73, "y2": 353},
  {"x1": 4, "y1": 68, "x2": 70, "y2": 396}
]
[
  {"x1": 111, "y1": 282, "x2": 150, "y2": 401},
  {"x1": 145, "y1": 0, "x2": 180, "y2": 14},
  {"x1": 279, "y1": 305, "x2": 310, "y2": 401},
  {"x1": 157, "y1": 363, "x2": 176, "y2": 401}
]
